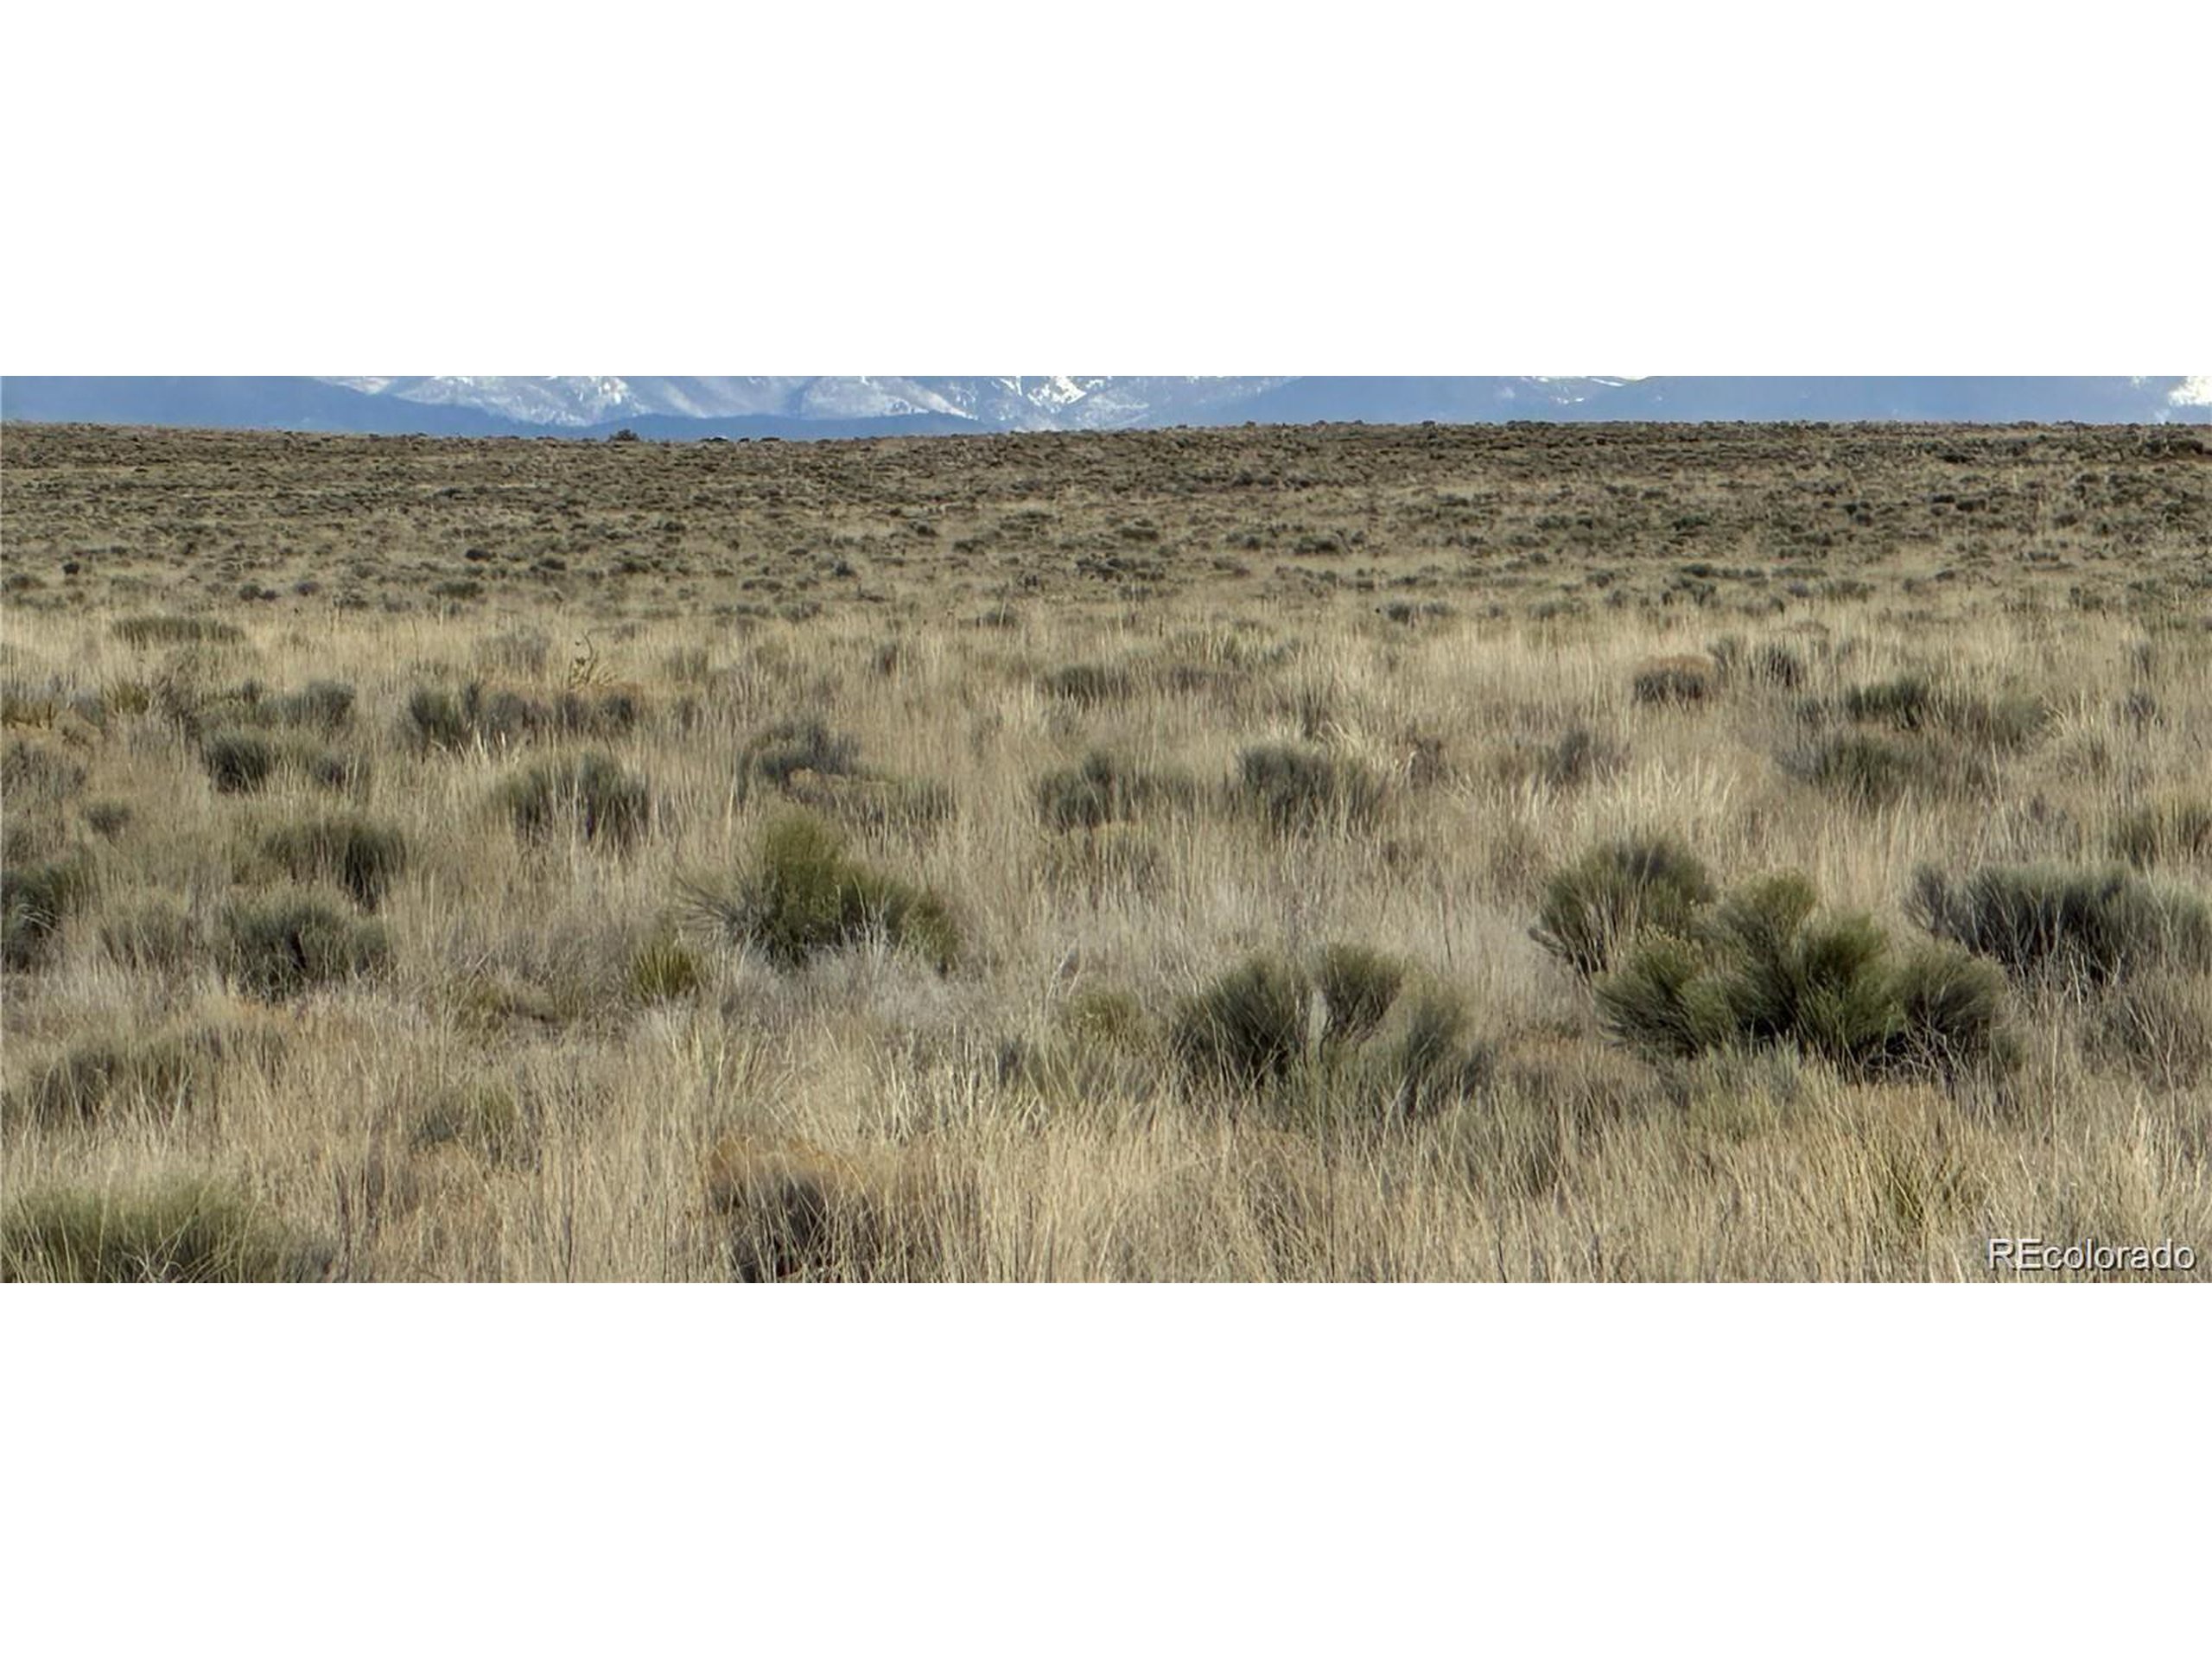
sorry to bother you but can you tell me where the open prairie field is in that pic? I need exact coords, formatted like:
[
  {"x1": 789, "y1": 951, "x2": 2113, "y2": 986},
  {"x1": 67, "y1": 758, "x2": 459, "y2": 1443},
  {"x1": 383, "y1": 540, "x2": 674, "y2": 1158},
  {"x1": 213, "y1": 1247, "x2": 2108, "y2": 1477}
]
[{"x1": 3, "y1": 419, "x2": 2209, "y2": 1280}]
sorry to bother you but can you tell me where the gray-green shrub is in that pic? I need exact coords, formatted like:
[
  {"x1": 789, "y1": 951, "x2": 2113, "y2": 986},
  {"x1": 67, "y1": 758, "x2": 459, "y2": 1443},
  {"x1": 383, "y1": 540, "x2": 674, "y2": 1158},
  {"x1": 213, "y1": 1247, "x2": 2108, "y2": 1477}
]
[
  {"x1": 2, "y1": 1176, "x2": 324, "y2": 1282},
  {"x1": 1532, "y1": 832, "x2": 1716, "y2": 976},
  {"x1": 260, "y1": 814, "x2": 409, "y2": 909},
  {"x1": 1909, "y1": 862, "x2": 2212, "y2": 985},
  {"x1": 1035, "y1": 749, "x2": 1196, "y2": 831},
  {"x1": 1231, "y1": 742, "x2": 1382, "y2": 834},
  {"x1": 1172, "y1": 944, "x2": 1487, "y2": 1119},
  {"x1": 495, "y1": 752, "x2": 651, "y2": 849},
  {"x1": 683, "y1": 813, "x2": 962, "y2": 973},
  {"x1": 221, "y1": 890, "x2": 391, "y2": 998},
  {"x1": 1595, "y1": 873, "x2": 2008, "y2": 1080}
]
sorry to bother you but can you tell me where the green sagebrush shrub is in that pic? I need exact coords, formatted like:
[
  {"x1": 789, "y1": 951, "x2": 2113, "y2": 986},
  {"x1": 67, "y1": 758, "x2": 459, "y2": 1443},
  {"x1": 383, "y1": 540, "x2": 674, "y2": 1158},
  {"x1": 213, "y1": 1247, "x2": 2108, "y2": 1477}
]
[
  {"x1": 1035, "y1": 749, "x2": 1197, "y2": 832},
  {"x1": 2, "y1": 849, "x2": 96, "y2": 970},
  {"x1": 1908, "y1": 862, "x2": 2212, "y2": 985},
  {"x1": 1594, "y1": 873, "x2": 2008, "y2": 1081},
  {"x1": 259, "y1": 813, "x2": 409, "y2": 909},
  {"x1": 495, "y1": 751, "x2": 651, "y2": 849},
  {"x1": 1532, "y1": 832, "x2": 1716, "y2": 976},
  {"x1": 1230, "y1": 742, "x2": 1383, "y2": 834},
  {"x1": 1172, "y1": 944, "x2": 1488, "y2": 1121},
  {"x1": 683, "y1": 812, "x2": 961, "y2": 973},
  {"x1": 221, "y1": 890, "x2": 391, "y2": 999},
  {"x1": 2, "y1": 1176, "x2": 327, "y2": 1282}
]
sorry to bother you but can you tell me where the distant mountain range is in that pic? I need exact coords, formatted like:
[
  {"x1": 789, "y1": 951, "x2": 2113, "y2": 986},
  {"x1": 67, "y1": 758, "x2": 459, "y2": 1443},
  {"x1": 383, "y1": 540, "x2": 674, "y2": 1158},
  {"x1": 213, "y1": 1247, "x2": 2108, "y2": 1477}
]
[{"x1": 5, "y1": 376, "x2": 2209, "y2": 436}]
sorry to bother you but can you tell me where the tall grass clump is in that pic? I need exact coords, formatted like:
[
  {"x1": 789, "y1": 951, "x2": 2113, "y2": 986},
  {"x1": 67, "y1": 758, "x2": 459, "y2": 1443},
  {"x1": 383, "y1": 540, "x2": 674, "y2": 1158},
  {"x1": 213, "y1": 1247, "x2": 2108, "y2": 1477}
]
[
  {"x1": 1595, "y1": 873, "x2": 2008, "y2": 1080},
  {"x1": 738, "y1": 717, "x2": 862, "y2": 793},
  {"x1": 495, "y1": 751, "x2": 651, "y2": 849},
  {"x1": 1532, "y1": 833, "x2": 1716, "y2": 976},
  {"x1": 2110, "y1": 798, "x2": 2212, "y2": 869},
  {"x1": 1790, "y1": 730, "x2": 1991, "y2": 808},
  {"x1": 111, "y1": 614, "x2": 243, "y2": 648},
  {"x1": 1035, "y1": 749, "x2": 1196, "y2": 831},
  {"x1": 10, "y1": 1029, "x2": 220, "y2": 1124},
  {"x1": 683, "y1": 813, "x2": 961, "y2": 972},
  {"x1": 1230, "y1": 742, "x2": 1382, "y2": 834},
  {"x1": 200, "y1": 728, "x2": 277, "y2": 794},
  {"x1": 2, "y1": 849, "x2": 96, "y2": 970},
  {"x1": 221, "y1": 890, "x2": 391, "y2": 999},
  {"x1": 1908, "y1": 862, "x2": 2212, "y2": 985},
  {"x1": 1172, "y1": 944, "x2": 1488, "y2": 1120},
  {"x1": 1841, "y1": 672, "x2": 2048, "y2": 751},
  {"x1": 259, "y1": 814, "x2": 409, "y2": 909},
  {"x1": 2, "y1": 1176, "x2": 325, "y2": 1282}
]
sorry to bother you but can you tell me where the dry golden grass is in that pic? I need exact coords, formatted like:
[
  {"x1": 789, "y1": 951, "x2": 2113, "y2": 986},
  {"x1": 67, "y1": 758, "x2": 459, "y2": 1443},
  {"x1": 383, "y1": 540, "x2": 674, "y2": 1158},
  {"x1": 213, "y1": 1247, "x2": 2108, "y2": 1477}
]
[{"x1": 2, "y1": 420, "x2": 2208, "y2": 1279}]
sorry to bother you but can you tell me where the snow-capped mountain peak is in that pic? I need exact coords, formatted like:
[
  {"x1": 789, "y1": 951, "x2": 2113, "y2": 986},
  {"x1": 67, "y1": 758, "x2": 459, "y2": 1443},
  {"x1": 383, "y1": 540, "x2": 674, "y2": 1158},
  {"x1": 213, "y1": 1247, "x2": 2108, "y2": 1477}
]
[{"x1": 312, "y1": 376, "x2": 1298, "y2": 431}]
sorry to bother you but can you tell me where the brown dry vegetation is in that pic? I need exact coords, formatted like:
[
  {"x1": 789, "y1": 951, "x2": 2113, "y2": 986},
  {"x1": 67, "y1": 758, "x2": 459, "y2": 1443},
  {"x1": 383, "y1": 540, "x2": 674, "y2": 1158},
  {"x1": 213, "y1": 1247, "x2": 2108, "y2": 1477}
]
[{"x1": 3, "y1": 419, "x2": 2209, "y2": 1281}]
